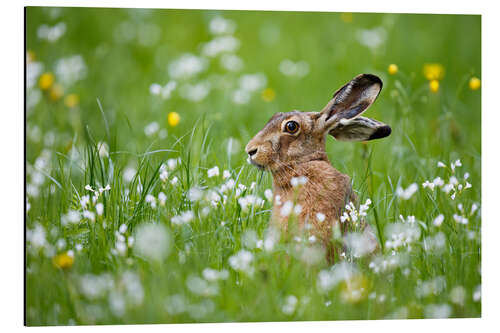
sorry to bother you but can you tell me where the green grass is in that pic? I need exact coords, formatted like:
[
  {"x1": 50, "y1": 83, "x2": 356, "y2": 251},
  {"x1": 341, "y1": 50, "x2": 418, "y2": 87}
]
[{"x1": 26, "y1": 7, "x2": 481, "y2": 325}]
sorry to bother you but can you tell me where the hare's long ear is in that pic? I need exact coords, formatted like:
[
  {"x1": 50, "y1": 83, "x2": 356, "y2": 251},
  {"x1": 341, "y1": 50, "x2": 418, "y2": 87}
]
[
  {"x1": 329, "y1": 116, "x2": 391, "y2": 142},
  {"x1": 320, "y1": 74, "x2": 383, "y2": 129}
]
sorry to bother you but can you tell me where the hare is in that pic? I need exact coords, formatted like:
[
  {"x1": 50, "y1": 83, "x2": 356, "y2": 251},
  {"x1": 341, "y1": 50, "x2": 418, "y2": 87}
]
[{"x1": 245, "y1": 74, "x2": 391, "y2": 262}]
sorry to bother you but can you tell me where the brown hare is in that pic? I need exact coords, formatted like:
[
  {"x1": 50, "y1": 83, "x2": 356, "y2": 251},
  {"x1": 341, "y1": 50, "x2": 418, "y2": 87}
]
[{"x1": 245, "y1": 74, "x2": 391, "y2": 262}]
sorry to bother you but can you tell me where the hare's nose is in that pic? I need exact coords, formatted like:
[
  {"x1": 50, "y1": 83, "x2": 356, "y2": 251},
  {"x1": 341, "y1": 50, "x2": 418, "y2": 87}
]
[{"x1": 247, "y1": 148, "x2": 258, "y2": 157}]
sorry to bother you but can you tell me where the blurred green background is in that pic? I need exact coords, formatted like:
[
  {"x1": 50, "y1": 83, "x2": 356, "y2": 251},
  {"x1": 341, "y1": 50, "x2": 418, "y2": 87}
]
[{"x1": 26, "y1": 7, "x2": 481, "y2": 325}]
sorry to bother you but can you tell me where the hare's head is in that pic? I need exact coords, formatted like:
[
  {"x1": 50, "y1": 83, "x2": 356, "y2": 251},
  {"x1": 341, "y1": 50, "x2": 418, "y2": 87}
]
[{"x1": 245, "y1": 74, "x2": 391, "y2": 171}]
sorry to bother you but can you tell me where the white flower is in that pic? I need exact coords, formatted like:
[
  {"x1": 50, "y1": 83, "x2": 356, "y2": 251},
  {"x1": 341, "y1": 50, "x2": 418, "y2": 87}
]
[
  {"x1": 158, "y1": 192, "x2": 167, "y2": 206},
  {"x1": 238, "y1": 195, "x2": 264, "y2": 212},
  {"x1": 170, "y1": 176, "x2": 179, "y2": 186},
  {"x1": 186, "y1": 275, "x2": 219, "y2": 296},
  {"x1": 134, "y1": 223, "x2": 171, "y2": 261},
  {"x1": 83, "y1": 210, "x2": 95, "y2": 222},
  {"x1": 396, "y1": 183, "x2": 418, "y2": 200},
  {"x1": 416, "y1": 276, "x2": 447, "y2": 298},
  {"x1": 188, "y1": 187, "x2": 204, "y2": 202},
  {"x1": 123, "y1": 167, "x2": 136, "y2": 183},
  {"x1": 96, "y1": 203, "x2": 104, "y2": 216},
  {"x1": 220, "y1": 54, "x2": 244, "y2": 72},
  {"x1": 119, "y1": 224, "x2": 128, "y2": 234},
  {"x1": 279, "y1": 59, "x2": 310, "y2": 78},
  {"x1": 207, "y1": 166, "x2": 220, "y2": 178},
  {"x1": 232, "y1": 89, "x2": 251, "y2": 104},
  {"x1": 433, "y1": 214, "x2": 444, "y2": 227},
  {"x1": 79, "y1": 273, "x2": 113, "y2": 300},
  {"x1": 80, "y1": 194, "x2": 90, "y2": 209},
  {"x1": 263, "y1": 227, "x2": 280, "y2": 251},
  {"x1": 168, "y1": 53, "x2": 207, "y2": 80},
  {"x1": 144, "y1": 122, "x2": 160, "y2": 137},
  {"x1": 280, "y1": 201, "x2": 294, "y2": 217},
  {"x1": 264, "y1": 189, "x2": 273, "y2": 201},
  {"x1": 171, "y1": 211, "x2": 195, "y2": 225},
  {"x1": 281, "y1": 295, "x2": 298, "y2": 315},
  {"x1": 291, "y1": 176, "x2": 308, "y2": 187},
  {"x1": 473, "y1": 285, "x2": 481, "y2": 302},
  {"x1": 422, "y1": 180, "x2": 435, "y2": 190},
  {"x1": 179, "y1": 82, "x2": 211, "y2": 102},
  {"x1": 453, "y1": 214, "x2": 468, "y2": 225},
  {"x1": 317, "y1": 262, "x2": 358, "y2": 293},
  {"x1": 99, "y1": 184, "x2": 111, "y2": 194},
  {"x1": 275, "y1": 195, "x2": 282, "y2": 206},
  {"x1": 160, "y1": 169, "x2": 169, "y2": 182},
  {"x1": 471, "y1": 203, "x2": 479, "y2": 215},
  {"x1": 209, "y1": 16, "x2": 236, "y2": 35},
  {"x1": 239, "y1": 73, "x2": 267, "y2": 92},
  {"x1": 433, "y1": 177, "x2": 445, "y2": 187},
  {"x1": 145, "y1": 194, "x2": 157, "y2": 208},
  {"x1": 340, "y1": 212, "x2": 349, "y2": 223},
  {"x1": 442, "y1": 183, "x2": 454, "y2": 194},
  {"x1": 223, "y1": 170, "x2": 231, "y2": 179},
  {"x1": 150, "y1": 81, "x2": 177, "y2": 99},
  {"x1": 359, "y1": 198, "x2": 372, "y2": 216},
  {"x1": 344, "y1": 231, "x2": 378, "y2": 257},
  {"x1": 149, "y1": 83, "x2": 161, "y2": 95},
  {"x1": 451, "y1": 159, "x2": 462, "y2": 172},
  {"x1": 220, "y1": 178, "x2": 235, "y2": 193},
  {"x1": 167, "y1": 158, "x2": 180, "y2": 170},
  {"x1": 316, "y1": 212, "x2": 326, "y2": 223},
  {"x1": 384, "y1": 222, "x2": 421, "y2": 250},
  {"x1": 450, "y1": 286, "x2": 466, "y2": 306},
  {"x1": 27, "y1": 224, "x2": 47, "y2": 249},
  {"x1": 54, "y1": 55, "x2": 87, "y2": 86},
  {"x1": 228, "y1": 250, "x2": 254, "y2": 274},
  {"x1": 356, "y1": 27, "x2": 387, "y2": 49},
  {"x1": 202, "y1": 36, "x2": 240, "y2": 57},
  {"x1": 423, "y1": 232, "x2": 446, "y2": 253},
  {"x1": 61, "y1": 210, "x2": 81, "y2": 225},
  {"x1": 424, "y1": 304, "x2": 452, "y2": 319}
]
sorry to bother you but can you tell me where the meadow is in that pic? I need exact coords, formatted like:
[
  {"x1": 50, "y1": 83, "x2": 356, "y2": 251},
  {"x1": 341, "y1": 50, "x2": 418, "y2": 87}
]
[{"x1": 25, "y1": 7, "x2": 481, "y2": 325}]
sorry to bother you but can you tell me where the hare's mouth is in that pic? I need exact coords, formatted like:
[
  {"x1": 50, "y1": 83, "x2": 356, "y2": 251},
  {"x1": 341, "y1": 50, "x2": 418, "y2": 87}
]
[{"x1": 247, "y1": 157, "x2": 265, "y2": 170}]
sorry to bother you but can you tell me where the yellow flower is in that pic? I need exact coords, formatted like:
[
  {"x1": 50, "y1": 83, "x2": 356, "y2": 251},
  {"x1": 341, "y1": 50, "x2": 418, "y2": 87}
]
[
  {"x1": 340, "y1": 274, "x2": 369, "y2": 304},
  {"x1": 261, "y1": 88, "x2": 276, "y2": 102},
  {"x1": 39, "y1": 72, "x2": 54, "y2": 90},
  {"x1": 423, "y1": 63, "x2": 445, "y2": 81},
  {"x1": 49, "y1": 84, "x2": 64, "y2": 101},
  {"x1": 168, "y1": 112, "x2": 180, "y2": 127},
  {"x1": 341, "y1": 12, "x2": 353, "y2": 23},
  {"x1": 64, "y1": 93, "x2": 80, "y2": 108},
  {"x1": 469, "y1": 77, "x2": 481, "y2": 90},
  {"x1": 429, "y1": 80, "x2": 440, "y2": 93},
  {"x1": 52, "y1": 252, "x2": 74, "y2": 269},
  {"x1": 388, "y1": 64, "x2": 398, "y2": 75},
  {"x1": 27, "y1": 50, "x2": 36, "y2": 63}
]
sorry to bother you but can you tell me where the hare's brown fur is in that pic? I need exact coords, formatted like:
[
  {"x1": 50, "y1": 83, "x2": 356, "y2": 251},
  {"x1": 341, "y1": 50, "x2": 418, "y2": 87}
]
[{"x1": 245, "y1": 74, "x2": 390, "y2": 261}]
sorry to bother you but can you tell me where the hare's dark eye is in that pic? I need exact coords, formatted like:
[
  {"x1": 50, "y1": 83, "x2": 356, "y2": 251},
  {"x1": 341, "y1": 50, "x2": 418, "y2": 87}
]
[{"x1": 285, "y1": 121, "x2": 299, "y2": 134}]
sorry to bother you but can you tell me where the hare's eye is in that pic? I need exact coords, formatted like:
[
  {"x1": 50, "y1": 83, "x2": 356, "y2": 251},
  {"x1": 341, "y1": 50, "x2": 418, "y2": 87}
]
[{"x1": 285, "y1": 121, "x2": 299, "y2": 134}]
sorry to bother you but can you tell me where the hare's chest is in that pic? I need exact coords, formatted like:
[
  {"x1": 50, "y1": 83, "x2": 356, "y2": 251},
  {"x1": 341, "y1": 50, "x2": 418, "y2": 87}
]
[{"x1": 270, "y1": 179, "x2": 349, "y2": 236}]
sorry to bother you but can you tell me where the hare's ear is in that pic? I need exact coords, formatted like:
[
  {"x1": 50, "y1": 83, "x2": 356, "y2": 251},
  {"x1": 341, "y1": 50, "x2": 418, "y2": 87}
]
[
  {"x1": 320, "y1": 74, "x2": 383, "y2": 128},
  {"x1": 329, "y1": 116, "x2": 391, "y2": 142}
]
